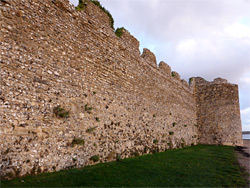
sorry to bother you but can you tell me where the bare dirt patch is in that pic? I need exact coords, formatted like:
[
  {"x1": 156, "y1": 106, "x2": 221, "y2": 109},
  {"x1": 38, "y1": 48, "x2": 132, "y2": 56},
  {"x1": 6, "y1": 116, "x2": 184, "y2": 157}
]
[{"x1": 235, "y1": 140, "x2": 250, "y2": 183}]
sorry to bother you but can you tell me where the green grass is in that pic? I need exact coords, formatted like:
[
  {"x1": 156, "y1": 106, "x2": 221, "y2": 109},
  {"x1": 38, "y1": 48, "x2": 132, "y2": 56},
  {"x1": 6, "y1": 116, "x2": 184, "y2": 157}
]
[
  {"x1": 90, "y1": 155, "x2": 100, "y2": 162},
  {"x1": 1, "y1": 145, "x2": 248, "y2": 187}
]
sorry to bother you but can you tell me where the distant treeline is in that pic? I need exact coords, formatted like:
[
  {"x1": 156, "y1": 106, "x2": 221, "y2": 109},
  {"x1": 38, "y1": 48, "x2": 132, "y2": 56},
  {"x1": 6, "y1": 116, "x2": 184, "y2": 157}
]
[{"x1": 242, "y1": 131, "x2": 250, "y2": 134}]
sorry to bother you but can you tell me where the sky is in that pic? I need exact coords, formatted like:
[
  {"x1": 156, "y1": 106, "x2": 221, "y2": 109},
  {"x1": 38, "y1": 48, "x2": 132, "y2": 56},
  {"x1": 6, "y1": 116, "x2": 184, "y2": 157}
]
[{"x1": 70, "y1": 0, "x2": 250, "y2": 131}]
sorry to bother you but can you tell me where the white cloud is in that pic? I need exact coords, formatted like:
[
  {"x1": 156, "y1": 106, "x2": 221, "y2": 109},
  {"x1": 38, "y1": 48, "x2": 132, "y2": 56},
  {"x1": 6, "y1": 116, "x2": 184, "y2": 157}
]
[
  {"x1": 176, "y1": 39, "x2": 197, "y2": 56},
  {"x1": 225, "y1": 23, "x2": 250, "y2": 39},
  {"x1": 240, "y1": 75, "x2": 250, "y2": 85},
  {"x1": 241, "y1": 107, "x2": 250, "y2": 116}
]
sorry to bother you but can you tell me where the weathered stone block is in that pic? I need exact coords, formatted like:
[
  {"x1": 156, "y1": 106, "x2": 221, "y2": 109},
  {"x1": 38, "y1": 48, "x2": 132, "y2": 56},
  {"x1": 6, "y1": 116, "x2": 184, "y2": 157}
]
[
  {"x1": 213, "y1": 77, "x2": 228, "y2": 84},
  {"x1": 121, "y1": 30, "x2": 140, "y2": 55},
  {"x1": 158, "y1": 61, "x2": 171, "y2": 76},
  {"x1": 141, "y1": 48, "x2": 157, "y2": 68},
  {"x1": 171, "y1": 71, "x2": 181, "y2": 81},
  {"x1": 181, "y1": 79, "x2": 189, "y2": 88}
]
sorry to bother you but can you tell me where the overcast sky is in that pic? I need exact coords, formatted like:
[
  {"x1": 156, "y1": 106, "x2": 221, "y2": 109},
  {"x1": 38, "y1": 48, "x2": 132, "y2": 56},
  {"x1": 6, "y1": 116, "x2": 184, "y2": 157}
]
[{"x1": 70, "y1": 0, "x2": 250, "y2": 131}]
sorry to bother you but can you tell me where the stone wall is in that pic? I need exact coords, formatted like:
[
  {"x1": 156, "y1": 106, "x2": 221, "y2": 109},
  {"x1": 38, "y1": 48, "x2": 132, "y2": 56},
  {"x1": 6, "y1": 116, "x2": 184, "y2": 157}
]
[
  {"x1": 0, "y1": 0, "x2": 242, "y2": 179},
  {"x1": 194, "y1": 77, "x2": 243, "y2": 146}
]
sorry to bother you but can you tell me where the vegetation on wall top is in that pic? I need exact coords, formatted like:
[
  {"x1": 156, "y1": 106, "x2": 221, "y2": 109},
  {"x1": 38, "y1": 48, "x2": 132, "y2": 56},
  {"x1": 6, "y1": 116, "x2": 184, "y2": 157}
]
[
  {"x1": 76, "y1": 0, "x2": 114, "y2": 30},
  {"x1": 76, "y1": 1, "x2": 129, "y2": 38},
  {"x1": 115, "y1": 27, "x2": 125, "y2": 38},
  {"x1": 90, "y1": 0, "x2": 114, "y2": 30},
  {"x1": 171, "y1": 72, "x2": 175, "y2": 78},
  {"x1": 75, "y1": 0, "x2": 85, "y2": 11},
  {"x1": 189, "y1": 77, "x2": 193, "y2": 85}
]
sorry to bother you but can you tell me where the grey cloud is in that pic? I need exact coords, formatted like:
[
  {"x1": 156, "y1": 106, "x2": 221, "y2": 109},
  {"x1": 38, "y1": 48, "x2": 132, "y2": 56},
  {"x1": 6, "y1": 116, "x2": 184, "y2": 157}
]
[{"x1": 100, "y1": 0, "x2": 249, "y2": 41}]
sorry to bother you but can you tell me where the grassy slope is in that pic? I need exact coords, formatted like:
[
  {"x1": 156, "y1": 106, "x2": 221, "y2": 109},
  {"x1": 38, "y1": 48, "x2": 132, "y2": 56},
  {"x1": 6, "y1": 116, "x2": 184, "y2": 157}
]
[{"x1": 1, "y1": 145, "x2": 248, "y2": 187}]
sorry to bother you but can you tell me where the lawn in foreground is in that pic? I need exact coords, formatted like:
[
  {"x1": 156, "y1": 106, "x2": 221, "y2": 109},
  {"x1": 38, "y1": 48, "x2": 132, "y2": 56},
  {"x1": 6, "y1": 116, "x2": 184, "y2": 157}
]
[{"x1": 1, "y1": 145, "x2": 248, "y2": 187}]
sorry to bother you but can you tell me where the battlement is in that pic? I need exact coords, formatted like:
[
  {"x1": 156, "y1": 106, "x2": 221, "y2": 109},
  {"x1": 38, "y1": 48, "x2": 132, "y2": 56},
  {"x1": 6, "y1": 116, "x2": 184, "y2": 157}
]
[
  {"x1": 194, "y1": 77, "x2": 229, "y2": 85},
  {"x1": 158, "y1": 61, "x2": 171, "y2": 76},
  {"x1": 141, "y1": 48, "x2": 157, "y2": 68},
  {"x1": 0, "y1": 0, "x2": 242, "y2": 179},
  {"x1": 118, "y1": 29, "x2": 141, "y2": 57}
]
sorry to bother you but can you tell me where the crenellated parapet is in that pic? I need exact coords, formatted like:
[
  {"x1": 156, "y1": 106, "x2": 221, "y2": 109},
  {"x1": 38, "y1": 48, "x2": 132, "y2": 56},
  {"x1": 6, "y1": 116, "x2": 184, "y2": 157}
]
[
  {"x1": 141, "y1": 48, "x2": 157, "y2": 68},
  {"x1": 84, "y1": 0, "x2": 113, "y2": 30},
  {"x1": 171, "y1": 71, "x2": 181, "y2": 81},
  {"x1": 181, "y1": 79, "x2": 189, "y2": 88},
  {"x1": 158, "y1": 61, "x2": 171, "y2": 76},
  {"x1": 194, "y1": 77, "x2": 228, "y2": 85},
  {"x1": 192, "y1": 77, "x2": 209, "y2": 85},
  {"x1": 158, "y1": 62, "x2": 191, "y2": 90},
  {"x1": 212, "y1": 77, "x2": 228, "y2": 84},
  {"x1": 120, "y1": 29, "x2": 141, "y2": 56}
]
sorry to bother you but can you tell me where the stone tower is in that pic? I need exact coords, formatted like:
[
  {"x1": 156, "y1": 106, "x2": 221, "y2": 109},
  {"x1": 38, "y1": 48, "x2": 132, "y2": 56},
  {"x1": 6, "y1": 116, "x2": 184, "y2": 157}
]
[{"x1": 194, "y1": 77, "x2": 243, "y2": 146}]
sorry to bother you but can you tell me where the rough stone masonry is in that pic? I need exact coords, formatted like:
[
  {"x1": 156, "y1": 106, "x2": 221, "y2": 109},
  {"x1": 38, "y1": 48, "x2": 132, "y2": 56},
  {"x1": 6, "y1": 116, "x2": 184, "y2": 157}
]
[{"x1": 0, "y1": 0, "x2": 243, "y2": 179}]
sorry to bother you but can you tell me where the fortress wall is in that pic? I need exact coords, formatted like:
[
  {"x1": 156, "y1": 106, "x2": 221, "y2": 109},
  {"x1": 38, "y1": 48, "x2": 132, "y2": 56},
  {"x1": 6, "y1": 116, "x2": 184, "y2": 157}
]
[
  {"x1": 0, "y1": 0, "x2": 243, "y2": 180},
  {"x1": 0, "y1": 0, "x2": 198, "y2": 179},
  {"x1": 194, "y1": 78, "x2": 243, "y2": 146}
]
